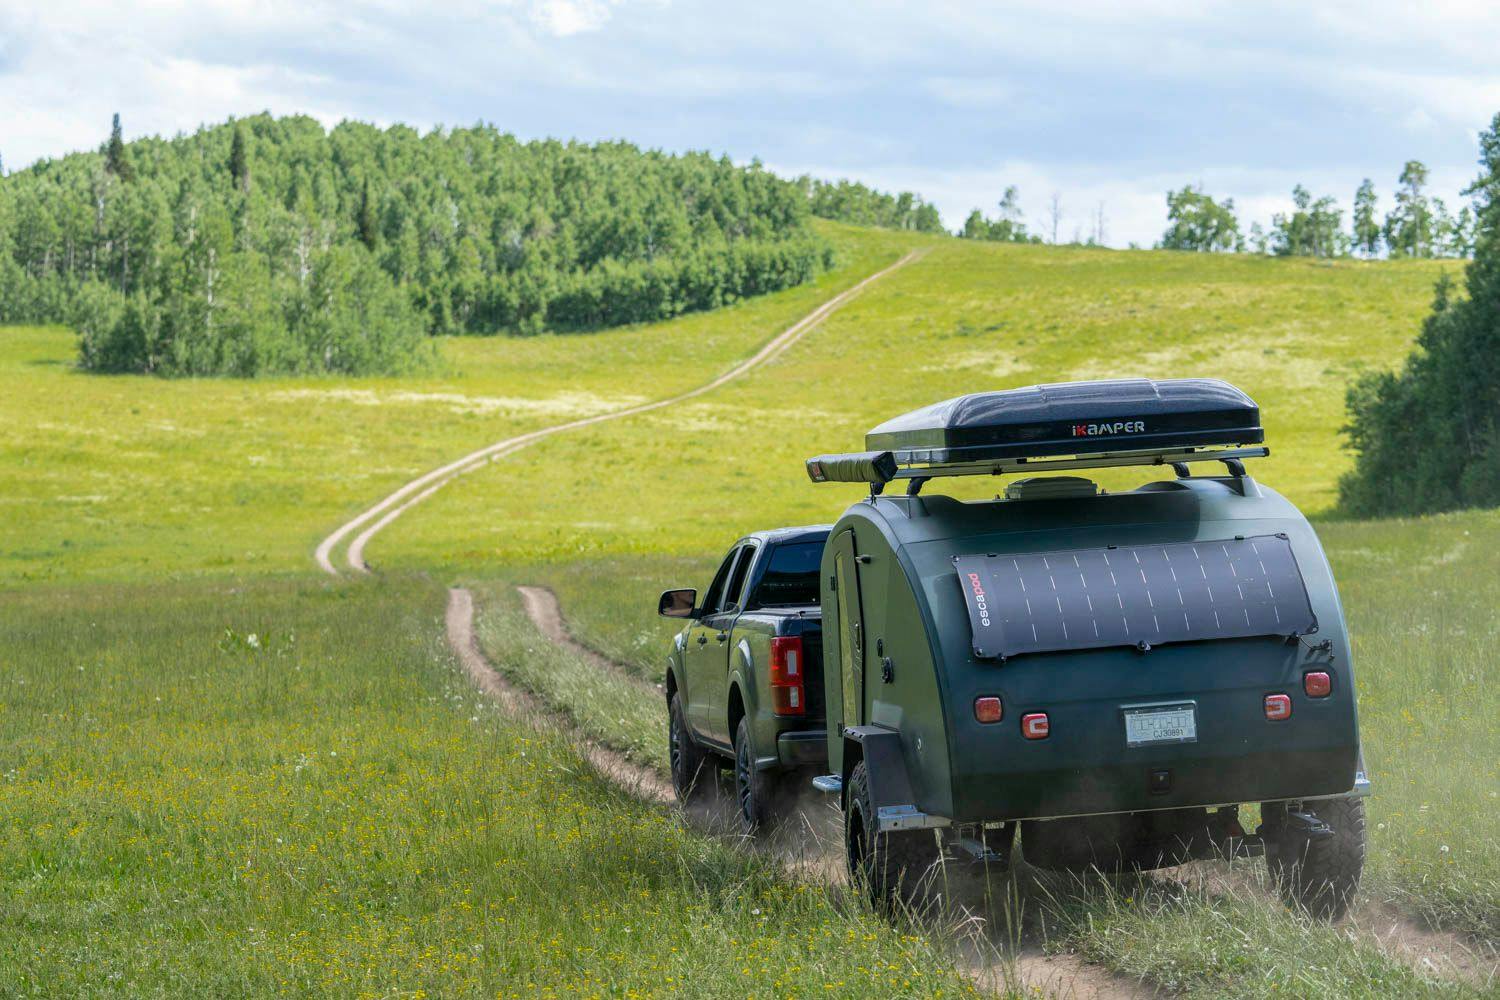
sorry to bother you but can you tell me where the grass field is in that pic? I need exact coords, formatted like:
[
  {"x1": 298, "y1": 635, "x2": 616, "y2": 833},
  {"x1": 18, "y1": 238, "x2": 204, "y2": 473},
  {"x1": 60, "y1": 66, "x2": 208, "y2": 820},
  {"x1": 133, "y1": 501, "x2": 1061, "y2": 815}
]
[
  {"x1": 0, "y1": 576, "x2": 983, "y2": 998},
  {"x1": 2, "y1": 222, "x2": 1495, "y2": 997},
  {"x1": 0, "y1": 224, "x2": 917, "y2": 586}
]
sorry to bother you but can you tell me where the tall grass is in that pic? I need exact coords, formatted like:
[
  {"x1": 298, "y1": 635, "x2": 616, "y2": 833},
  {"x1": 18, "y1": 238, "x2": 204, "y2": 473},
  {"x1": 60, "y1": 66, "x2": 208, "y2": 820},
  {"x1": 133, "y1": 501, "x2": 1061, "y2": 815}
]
[{"x1": 0, "y1": 575, "x2": 985, "y2": 997}]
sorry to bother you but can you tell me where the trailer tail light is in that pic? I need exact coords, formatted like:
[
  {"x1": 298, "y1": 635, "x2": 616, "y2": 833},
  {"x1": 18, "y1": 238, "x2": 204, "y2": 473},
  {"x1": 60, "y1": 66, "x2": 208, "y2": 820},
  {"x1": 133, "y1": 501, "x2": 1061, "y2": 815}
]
[
  {"x1": 974, "y1": 696, "x2": 1003, "y2": 724},
  {"x1": 1264, "y1": 693, "x2": 1292, "y2": 721},
  {"x1": 1303, "y1": 671, "x2": 1331, "y2": 698},
  {"x1": 1021, "y1": 712, "x2": 1049, "y2": 740},
  {"x1": 769, "y1": 637, "x2": 806, "y2": 717}
]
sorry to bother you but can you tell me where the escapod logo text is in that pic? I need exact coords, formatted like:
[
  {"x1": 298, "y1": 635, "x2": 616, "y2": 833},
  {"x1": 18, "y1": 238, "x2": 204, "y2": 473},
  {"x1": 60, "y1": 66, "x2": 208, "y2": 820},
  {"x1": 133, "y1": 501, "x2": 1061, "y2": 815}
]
[
  {"x1": 1072, "y1": 420, "x2": 1145, "y2": 437},
  {"x1": 967, "y1": 572, "x2": 991, "y2": 627}
]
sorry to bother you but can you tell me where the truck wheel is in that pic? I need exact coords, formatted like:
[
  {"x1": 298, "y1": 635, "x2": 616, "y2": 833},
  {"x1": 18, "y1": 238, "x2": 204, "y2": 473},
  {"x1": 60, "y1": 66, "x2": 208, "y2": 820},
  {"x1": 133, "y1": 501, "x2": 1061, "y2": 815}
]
[
  {"x1": 845, "y1": 761, "x2": 939, "y2": 912},
  {"x1": 1265, "y1": 796, "x2": 1366, "y2": 920},
  {"x1": 732, "y1": 717, "x2": 780, "y2": 835},
  {"x1": 668, "y1": 693, "x2": 710, "y2": 805}
]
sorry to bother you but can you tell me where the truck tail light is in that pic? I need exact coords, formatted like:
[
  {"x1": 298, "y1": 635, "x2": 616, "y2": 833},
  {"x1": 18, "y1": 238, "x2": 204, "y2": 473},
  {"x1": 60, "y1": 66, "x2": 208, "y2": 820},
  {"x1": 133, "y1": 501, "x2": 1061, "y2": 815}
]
[
  {"x1": 769, "y1": 636, "x2": 806, "y2": 717},
  {"x1": 1264, "y1": 693, "x2": 1292, "y2": 721},
  {"x1": 1021, "y1": 712, "x2": 1049, "y2": 740},
  {"x1": 1303, "y1": 671, "x2": 1331, "y2": 698},
  {"x1": 974, "y1": 696, "x2": 1003, "y2": 723}
]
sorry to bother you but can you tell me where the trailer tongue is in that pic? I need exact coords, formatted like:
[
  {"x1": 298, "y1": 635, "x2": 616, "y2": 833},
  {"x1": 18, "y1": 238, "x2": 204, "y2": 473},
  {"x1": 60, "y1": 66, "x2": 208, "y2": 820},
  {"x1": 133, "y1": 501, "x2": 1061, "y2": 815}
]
[{"x1": 804, "y1": 378, "x2": 1369, "y2": 920}]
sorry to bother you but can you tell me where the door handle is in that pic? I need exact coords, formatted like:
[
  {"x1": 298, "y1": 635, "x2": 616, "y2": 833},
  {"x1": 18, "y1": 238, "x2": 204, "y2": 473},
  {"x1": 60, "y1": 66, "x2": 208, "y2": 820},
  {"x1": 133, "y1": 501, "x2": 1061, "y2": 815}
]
[
  {"x1": 696, "y1": 635, "x2": 708, "y2": 646},
  {"x1": 715, "y1": 632, "x2": 728, "y2": 643}
]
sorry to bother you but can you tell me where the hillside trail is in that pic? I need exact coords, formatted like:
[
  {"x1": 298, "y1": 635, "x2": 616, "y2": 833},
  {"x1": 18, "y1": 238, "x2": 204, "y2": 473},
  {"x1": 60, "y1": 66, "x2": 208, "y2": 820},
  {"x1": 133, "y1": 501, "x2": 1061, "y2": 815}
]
[
  {"x1": 315, "y1": 248, "x2": 928, "y2": 576},
  {"x1": 512, "y1": 583, "x2": 1499, "y2": 995},
  {"x1": 497, "y1": 584, "x2": 1154, "y2": 999}
]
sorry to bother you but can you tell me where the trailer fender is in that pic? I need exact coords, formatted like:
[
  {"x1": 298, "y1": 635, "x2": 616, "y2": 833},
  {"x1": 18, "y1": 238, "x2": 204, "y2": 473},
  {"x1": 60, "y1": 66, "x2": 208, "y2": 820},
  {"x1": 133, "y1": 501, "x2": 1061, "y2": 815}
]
[{"x1": 842, "y1": 725, "x2": 947, "y2": 833}]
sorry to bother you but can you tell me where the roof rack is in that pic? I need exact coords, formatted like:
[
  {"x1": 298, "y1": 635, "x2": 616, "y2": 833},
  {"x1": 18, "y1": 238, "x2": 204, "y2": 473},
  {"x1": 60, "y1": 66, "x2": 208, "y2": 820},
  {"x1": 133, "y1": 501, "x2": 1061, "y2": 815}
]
[
  {"x1": 807, "y1": 444, "x2": 1269, "y2": 489},
  {"x1": 806, "y1": 378, "x2": 1268, "y2": 491}
]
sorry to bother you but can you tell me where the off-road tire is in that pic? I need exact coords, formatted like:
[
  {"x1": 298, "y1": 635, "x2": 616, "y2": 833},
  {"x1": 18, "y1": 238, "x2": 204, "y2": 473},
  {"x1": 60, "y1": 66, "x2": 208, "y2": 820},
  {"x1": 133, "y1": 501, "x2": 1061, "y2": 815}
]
[
  {"x1": 732, "y1": 716, "x2": 782, "y2": 835},
  {"x1": 668, "y1": 692, "x2": 711, "y2": 805},
  {"x1": 845, "y1": 761, "x2": 941, "y2": 912},
  {"x1": 1266, "y1": 796, "x2": 1366, "y2": 921}
]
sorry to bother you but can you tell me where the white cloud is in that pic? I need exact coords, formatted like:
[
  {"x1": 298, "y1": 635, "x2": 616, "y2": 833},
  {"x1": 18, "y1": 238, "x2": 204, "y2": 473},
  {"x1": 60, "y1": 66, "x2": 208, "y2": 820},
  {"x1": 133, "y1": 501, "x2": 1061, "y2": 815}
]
[
  {"x1": 529, "y1": 0, "x2": 618, "y2": 36},
  {"x1": 0, "y1": 0, "x2": 1492, "y2": 248}
]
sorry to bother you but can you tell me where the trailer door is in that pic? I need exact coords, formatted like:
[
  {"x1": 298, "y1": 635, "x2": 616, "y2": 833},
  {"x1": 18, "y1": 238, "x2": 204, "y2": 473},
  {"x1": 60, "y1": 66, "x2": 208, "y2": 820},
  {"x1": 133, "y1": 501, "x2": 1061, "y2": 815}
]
[{"x1": 827, "y1": 528, "x2": 867, "y2": 735}]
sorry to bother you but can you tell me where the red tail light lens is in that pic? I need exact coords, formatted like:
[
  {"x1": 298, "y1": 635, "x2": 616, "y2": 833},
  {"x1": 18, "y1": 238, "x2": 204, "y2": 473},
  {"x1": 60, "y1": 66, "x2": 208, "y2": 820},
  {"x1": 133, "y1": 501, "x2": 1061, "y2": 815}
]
[
  {"x1": 1303, "y1": 671, "x2": 1331, "y2": 698},
  {"x1": 974, "y1": 696, "x2": 1003, "y2": 724},
  {"x1": 769, "y1": 637, "x2": 806, "y2": 717},
  {"x1": 1021, "y1": 712, "x2": 1049, "y2": 740},
  {"x1": 1264, "y1": 693, "x2": 1292, "y2": 721}
]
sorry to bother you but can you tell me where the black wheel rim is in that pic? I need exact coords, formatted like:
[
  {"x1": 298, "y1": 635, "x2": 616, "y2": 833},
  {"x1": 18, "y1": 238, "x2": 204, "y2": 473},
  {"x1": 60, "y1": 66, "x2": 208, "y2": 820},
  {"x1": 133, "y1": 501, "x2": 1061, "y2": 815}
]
[{"x1": 735, "y1": 734, "x2": 754, "y2": 827}]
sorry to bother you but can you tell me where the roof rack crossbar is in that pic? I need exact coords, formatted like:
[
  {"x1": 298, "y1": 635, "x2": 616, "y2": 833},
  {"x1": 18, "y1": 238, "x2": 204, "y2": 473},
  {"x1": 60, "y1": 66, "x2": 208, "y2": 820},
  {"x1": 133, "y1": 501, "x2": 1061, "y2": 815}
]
[{"x1": 806, "y1": 445, "x2": 1268, "y2": 485}]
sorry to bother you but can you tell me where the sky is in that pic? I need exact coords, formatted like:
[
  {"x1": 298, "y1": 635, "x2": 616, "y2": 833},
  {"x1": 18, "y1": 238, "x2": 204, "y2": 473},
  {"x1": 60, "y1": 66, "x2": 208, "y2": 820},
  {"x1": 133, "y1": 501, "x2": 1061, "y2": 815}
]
[{"x1": 2, "y1": 0, "x2": 1498, "y2": 247}]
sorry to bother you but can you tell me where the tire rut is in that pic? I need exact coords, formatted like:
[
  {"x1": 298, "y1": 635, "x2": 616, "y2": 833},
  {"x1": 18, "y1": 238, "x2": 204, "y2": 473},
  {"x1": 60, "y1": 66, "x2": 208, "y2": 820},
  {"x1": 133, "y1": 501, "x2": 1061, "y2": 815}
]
[
  {"x1": 446, "y1": 587, "x2": 672, "y2": 805},
  {"x1": 500, "y1": 584, "x2": 1154, "y2": 999}
]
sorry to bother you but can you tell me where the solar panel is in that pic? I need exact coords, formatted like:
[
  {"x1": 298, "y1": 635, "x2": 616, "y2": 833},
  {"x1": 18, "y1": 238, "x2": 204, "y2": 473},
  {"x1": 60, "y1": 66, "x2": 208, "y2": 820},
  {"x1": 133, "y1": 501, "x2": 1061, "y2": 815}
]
[{"x1": 954, "y1": 534, "x2": 1316, "y2": 660}]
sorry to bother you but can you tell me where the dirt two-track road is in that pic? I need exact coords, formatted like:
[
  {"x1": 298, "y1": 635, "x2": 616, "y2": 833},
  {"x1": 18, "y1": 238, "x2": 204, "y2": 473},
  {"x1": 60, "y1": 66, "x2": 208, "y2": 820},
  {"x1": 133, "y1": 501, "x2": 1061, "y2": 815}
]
[{"x1": 314, "y1": 249, "x2": 927, "y2": 577}]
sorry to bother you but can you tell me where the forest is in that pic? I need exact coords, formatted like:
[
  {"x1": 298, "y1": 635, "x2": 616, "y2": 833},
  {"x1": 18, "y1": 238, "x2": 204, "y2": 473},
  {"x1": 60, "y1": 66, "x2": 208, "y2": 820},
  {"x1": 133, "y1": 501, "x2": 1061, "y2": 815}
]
[{"x1": 0, "y1": 114, "x2": 855, "y2": 376}]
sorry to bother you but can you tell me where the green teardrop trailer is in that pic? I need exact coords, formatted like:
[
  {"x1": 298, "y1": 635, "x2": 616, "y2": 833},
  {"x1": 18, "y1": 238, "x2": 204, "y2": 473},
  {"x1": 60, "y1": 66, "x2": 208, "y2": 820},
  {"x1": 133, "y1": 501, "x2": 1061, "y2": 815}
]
[{"x1": 806, "y1": 378, "x2": 1370, "y2": 918}]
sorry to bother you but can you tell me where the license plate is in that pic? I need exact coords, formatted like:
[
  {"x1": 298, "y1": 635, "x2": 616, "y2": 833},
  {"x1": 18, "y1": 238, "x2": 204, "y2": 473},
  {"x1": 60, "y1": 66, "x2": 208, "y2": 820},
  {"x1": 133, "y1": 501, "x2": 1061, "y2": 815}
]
[{"x1": 1124, "y1": 703, "x2": 1198, "y2": 747}]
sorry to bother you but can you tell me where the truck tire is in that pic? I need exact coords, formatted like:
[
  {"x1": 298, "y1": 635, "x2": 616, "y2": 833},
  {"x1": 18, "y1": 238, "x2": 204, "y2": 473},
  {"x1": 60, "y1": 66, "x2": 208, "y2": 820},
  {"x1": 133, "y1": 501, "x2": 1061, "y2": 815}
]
[
  {"x1": 668, "y1": 692, "x2": 711, "y2": 805},
  {"x1": 1265, "y1": 796, "x2": 1366, "y2": 920},
  {"x1": 733, "y1": 716, "x2": 781, "y2": 835},
  {"x1": 845, "y1": 761, "x2": 940, "y2": 912}
]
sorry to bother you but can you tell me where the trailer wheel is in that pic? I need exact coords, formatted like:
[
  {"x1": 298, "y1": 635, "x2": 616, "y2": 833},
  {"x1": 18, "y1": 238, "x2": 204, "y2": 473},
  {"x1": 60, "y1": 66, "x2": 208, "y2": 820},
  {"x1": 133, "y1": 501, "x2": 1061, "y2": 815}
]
[
  {"x1": 1265, "y1": 796, "x2": 1366, "y2": 920},
  {"x1": 668, "y1": 693, "x2": 711, "y2": 805},
  {"x1": 732, "y1": 717, "x2": 783, "y2": 835},
  {"x1": 845, "y1": 761, "x2": 939, "y2": 912}
]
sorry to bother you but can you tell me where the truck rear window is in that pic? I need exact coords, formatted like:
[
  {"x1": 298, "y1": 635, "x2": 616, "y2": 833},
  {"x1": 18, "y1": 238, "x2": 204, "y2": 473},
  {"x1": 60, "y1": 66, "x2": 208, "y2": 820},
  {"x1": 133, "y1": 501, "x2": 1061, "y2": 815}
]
[{"x1": 751, "y1": 541, "x2": 824, "y2": 607}]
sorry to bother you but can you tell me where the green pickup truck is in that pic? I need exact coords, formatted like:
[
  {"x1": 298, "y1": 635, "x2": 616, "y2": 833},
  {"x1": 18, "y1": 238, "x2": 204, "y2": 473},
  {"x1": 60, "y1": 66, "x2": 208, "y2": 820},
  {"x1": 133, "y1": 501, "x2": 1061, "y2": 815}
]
[{"x1": 658, "y1": 528, "x2": 830, "y2": 833}]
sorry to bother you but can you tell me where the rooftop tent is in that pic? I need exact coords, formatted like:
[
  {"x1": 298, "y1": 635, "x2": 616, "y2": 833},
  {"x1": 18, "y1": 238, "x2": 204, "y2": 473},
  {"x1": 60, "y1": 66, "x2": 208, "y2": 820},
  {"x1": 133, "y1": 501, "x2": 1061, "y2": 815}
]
[{"x1": 866, "y1": 378, "x2": 1263, "y2": 464}]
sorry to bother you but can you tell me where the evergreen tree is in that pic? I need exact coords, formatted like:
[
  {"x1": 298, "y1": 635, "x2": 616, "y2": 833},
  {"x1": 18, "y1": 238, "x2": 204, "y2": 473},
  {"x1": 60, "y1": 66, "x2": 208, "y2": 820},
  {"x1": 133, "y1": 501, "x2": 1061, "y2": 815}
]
[
  {"x1": 1159, "y1": 186, "x2": 1239, "y2": 252},
  {"x1": 105, "y1": 113, "x2": 133, "y2": 181},
  {"x1": 1352, "y1": 179, "x2": 1380, "y2": 256},
  {"x1": 229, "y1": 123, "x2": 250, "y2": 192},
  {"x1": 1339, "y1": 114, "x2": 1500, "y2": 514}
]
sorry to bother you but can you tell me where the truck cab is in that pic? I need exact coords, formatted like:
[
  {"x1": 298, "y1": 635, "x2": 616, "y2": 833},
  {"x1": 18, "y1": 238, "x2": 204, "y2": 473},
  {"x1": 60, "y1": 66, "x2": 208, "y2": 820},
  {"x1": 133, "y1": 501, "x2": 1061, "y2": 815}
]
[{"x1": 659, "y1": 527, "x2": 829, "y2": 833}]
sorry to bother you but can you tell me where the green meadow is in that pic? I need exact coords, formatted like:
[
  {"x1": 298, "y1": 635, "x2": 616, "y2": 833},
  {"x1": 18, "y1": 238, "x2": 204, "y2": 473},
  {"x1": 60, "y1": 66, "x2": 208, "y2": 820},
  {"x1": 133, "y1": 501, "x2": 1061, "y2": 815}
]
[{"x1": 3, "y1": 222, "x2": 1495, "y2": 996}]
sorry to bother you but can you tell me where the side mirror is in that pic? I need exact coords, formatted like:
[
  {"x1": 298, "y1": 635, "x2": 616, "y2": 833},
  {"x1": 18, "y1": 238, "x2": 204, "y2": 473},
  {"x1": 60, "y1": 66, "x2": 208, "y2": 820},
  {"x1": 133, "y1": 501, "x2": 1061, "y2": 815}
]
[{"x1": 658, "y1": 588, "x2": 699, "y2": 619}]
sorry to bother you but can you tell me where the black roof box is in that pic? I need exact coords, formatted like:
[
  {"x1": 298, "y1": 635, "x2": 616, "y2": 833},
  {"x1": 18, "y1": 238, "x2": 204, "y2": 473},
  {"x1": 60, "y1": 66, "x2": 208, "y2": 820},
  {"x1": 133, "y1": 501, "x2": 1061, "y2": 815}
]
[{"x1": 865, "y1": 378, "x2": 1262, "y2": 464}]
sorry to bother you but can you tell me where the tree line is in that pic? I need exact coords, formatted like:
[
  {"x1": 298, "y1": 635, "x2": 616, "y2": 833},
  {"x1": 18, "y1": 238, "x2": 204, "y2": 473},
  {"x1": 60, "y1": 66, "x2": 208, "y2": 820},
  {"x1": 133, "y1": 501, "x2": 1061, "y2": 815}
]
[
  {"x1": 0, "y1": 114, "x2": 878, "y2": 376},
  {"x1": 800, "y1": 177, "x2": 945, "y2": 233},
  {"x1": 1160, "y1": 161, "x2": 1475, "y2": 258},
  {"x1": 957, "y1": 187, "x2": 1111, "y2": 246}
]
